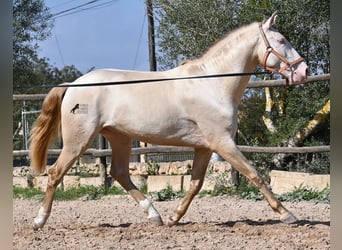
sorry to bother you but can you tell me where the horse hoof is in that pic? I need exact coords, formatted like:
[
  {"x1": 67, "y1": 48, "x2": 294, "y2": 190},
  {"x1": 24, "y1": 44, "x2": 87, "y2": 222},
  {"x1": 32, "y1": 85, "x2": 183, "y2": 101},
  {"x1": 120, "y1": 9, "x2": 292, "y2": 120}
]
[
  {"x1": 165, "y1": 217, "x2": 178, "y2": 227},
  {"x1": 33, "y1": 222, "x2": 43, "y2": 231},
  {"x1": 280, "y1": 211, "x2": 297, "y2": 224},
  {"x1": 149, "y1": 216, "x2": 164, "y2": 226}
]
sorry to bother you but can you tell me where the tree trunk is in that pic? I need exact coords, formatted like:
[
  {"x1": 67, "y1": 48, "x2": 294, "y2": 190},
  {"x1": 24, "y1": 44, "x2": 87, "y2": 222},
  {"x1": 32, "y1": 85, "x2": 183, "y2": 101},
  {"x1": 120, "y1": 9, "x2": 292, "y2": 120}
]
[
  {"x1": 262, "y1": 87, "x2": 277, "y2": 133},
  {"x1": 273, "y1": 100, "x2": 330, "y2": 167}
]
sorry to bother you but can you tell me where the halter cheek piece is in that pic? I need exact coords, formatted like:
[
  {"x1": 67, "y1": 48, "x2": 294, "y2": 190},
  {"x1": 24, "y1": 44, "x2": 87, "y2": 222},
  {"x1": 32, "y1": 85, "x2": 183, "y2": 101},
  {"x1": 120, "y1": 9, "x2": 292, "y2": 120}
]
[{"x1": 259, "y1": 22, "x2": 304, "y2": 86}]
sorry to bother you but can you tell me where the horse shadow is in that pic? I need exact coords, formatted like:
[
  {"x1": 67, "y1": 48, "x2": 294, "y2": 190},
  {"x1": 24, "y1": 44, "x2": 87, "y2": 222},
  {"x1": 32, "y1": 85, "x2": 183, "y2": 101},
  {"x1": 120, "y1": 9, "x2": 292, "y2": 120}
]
[
  {"x1": 215, "y1": 219, "x2": 330, "y2": 227},
  {"x1": 99, "y1": 223, "x2": 132, "y2": 228},
  {"x1": 98, "y1": 219, "x2": 330, "y2": 229}
]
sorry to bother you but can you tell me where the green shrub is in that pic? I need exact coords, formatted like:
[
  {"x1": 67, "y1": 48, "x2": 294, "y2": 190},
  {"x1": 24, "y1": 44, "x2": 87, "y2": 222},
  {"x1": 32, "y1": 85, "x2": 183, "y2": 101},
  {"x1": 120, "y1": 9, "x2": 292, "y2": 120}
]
[
  {"x1": 154, "y1": 185, "x2": 185, "y2": 201},
  {"x1": 146, "y1": 160, "x2": 160, "y2": 175},
  {"x1": 278, "y1": 184, "x2": 330, "y2": 203}
]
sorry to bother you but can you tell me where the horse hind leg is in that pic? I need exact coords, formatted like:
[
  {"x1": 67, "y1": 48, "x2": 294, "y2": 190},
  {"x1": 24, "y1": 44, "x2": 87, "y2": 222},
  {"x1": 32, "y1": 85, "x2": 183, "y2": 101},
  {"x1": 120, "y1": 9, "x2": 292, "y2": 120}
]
[
  {"x1": 33, "y1": 147, "x2": 81, "y2": 230},
  {"x1": 33, "y1": 129, "x2": 98, "y2": 230},
  {"x1": 106, "y1": 133, "x2": 163, "y2": 225}
]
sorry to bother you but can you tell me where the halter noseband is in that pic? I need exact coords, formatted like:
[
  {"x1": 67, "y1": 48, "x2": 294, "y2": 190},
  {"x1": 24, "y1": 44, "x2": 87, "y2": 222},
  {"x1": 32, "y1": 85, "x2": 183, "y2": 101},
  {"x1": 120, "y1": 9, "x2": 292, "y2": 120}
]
[{"x1": 259, "y1": 22, "x2": 304, "y2": 85}]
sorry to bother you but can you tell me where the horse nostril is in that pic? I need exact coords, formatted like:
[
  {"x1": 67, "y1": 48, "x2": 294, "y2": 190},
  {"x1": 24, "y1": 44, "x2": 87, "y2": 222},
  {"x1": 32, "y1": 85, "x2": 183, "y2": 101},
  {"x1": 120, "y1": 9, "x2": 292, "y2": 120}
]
[{"x1": 305, "y1": 67, "x2": 309, "y2": 76}]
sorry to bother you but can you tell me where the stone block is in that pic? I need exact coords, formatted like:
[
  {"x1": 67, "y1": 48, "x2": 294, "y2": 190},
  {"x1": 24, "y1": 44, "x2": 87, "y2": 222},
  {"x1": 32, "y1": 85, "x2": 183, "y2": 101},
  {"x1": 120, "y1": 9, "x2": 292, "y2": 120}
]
[
  {"x1": 147, "y1": 175, "x2": 183, "y2": 193},
  {"x1": 80, "y1": 177, "x2": 103, "y2": 187},
  {"x1": 269, "y1": 170, "x2": 330, "y2": 195},
  {"x1": 13, "y1": 176, "x2": 28, "y2": 188},
  {"x1": 33, "y1": 176, "x2": 49, "y2": 191},
  {"x1": 183, "y1": 175, "x2": 216, "y2": 192},
  {"x1": 62, "y1": 176, "x2": 80, "y2": 190}
]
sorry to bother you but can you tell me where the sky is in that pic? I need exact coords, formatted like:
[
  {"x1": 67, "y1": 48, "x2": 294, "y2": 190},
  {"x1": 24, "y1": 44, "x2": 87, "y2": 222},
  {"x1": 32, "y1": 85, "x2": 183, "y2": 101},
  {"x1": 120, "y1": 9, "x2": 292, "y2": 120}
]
[{"x1": 38, "y1": 0, "x2": 150, "y2": 73}]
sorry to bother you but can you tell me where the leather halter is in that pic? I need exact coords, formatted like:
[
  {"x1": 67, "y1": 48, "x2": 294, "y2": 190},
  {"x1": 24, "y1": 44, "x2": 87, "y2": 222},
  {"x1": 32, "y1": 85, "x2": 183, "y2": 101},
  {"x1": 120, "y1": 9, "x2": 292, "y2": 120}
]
[{"x1": 259, "y1": 22, "x2": 304, "y2": 85}]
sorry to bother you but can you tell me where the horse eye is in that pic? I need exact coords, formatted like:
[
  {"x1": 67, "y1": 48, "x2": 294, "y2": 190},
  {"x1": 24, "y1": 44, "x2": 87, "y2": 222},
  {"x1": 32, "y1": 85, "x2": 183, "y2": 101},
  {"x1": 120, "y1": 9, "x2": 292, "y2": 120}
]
[{"x1": 278, "y1": 37, "x2": 286, "y2": 44}]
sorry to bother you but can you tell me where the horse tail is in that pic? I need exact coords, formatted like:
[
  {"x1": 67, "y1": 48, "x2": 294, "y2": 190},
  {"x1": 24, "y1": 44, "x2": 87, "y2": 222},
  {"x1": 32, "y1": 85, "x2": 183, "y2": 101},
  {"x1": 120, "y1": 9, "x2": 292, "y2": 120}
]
[{"x1": 29, "y1": 86, "x2": 68, "y2": 174}]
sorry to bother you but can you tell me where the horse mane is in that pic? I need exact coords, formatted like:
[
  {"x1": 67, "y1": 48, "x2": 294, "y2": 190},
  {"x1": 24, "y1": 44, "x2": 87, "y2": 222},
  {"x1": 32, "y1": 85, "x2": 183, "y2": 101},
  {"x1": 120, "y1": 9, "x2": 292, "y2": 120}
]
[
  {"x1": 199, "y1": 22, "x2": 258, "y2": 60},
  {"x1": 177, "y1": 21, "x2": 259, "y2": 72}
]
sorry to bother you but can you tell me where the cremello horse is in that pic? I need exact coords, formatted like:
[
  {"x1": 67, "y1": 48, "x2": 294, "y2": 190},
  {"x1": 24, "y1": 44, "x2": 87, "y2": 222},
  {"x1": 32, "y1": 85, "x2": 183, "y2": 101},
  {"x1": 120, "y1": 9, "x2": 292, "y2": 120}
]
[{"x1": 30, "y1": 13, "x2": 308, "y2": 230}]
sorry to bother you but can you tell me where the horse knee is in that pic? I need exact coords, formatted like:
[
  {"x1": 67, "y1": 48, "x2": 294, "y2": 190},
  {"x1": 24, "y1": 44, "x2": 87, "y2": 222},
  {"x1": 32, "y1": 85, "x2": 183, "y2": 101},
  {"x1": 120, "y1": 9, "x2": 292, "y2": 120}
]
[{"x1": 46, "y1": 166, "x2": 62, "y2": 188}]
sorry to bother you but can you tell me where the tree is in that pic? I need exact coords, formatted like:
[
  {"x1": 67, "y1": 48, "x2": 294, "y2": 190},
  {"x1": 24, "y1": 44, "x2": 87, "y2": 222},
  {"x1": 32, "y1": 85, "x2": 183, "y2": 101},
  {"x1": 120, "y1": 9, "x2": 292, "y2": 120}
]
[
  {"x1": 13, "y1": 0, "x2": 54, "y2": 91},
  {"x1": 13, "y1": 0, "x2": 83, "y2": 152},
  {"x1": 154, "y1": 0, "x2": 242, "y2": 70}
]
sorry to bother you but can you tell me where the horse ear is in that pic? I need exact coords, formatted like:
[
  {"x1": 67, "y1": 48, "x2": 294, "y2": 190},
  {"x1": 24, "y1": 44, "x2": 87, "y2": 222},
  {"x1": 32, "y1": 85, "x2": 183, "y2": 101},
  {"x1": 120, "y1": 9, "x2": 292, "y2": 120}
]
[{"x1": 264, "y1": 12, "x2": 278, "y2": 29}]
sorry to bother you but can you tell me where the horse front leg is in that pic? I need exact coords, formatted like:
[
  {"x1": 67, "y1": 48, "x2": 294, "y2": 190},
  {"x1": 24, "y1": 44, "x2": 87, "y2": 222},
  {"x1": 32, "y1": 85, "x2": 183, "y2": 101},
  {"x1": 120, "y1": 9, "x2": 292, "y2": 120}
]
[
  {"x1": 166, "y1": 148, "x2": 212, "y2": 226},
  {"x1": 214, "y1": 138, "x2": 297, "y2": 224}
]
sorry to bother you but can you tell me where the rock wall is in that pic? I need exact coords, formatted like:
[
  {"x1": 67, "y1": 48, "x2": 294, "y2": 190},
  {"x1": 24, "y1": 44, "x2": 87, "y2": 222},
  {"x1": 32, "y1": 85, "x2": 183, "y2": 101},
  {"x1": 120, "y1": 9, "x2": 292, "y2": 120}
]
[
  {"x1": 13, "y1": 161, "x2": 233, "y2": 192},
  {"x1": 13, "y1": 162, "x2": 330, "y2": 195}
]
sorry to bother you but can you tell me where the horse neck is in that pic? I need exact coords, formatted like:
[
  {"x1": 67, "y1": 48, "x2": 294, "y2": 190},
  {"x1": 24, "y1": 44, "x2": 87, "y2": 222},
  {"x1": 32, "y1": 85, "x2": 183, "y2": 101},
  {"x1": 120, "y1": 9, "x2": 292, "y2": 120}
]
[
  {"x1": 187, "y1": 22, "x2": 260, "y2": 102},
  {"x1": 200, "y1": 22, "x2": 259, "y2": 74}
]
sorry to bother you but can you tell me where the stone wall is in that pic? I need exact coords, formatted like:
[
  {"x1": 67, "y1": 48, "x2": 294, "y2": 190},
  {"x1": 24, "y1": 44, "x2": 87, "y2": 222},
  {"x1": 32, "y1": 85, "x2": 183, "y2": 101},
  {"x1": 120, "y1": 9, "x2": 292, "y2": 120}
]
[
  {"x1": 13, "y1": 161, "x2": 233, "y2": 192},
  {"x1": 13, "y1": 162, "x2": 330, "y2": 195}
]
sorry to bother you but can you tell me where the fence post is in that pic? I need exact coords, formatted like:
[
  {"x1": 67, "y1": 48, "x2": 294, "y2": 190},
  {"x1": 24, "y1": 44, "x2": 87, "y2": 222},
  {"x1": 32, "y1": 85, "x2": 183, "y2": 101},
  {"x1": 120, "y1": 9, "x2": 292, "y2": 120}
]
[
  {"x1": 231, "y1": 133, "x2": 240, "y2": 186},
  {"x1": 98, "y1": 135, "x2": 108, "y2": 188}
]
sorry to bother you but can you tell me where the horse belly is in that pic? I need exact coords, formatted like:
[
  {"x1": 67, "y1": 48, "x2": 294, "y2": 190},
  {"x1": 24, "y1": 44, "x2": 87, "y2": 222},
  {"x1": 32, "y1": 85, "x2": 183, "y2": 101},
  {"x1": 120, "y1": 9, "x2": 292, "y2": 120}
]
[
  {"x1": 112, "y1": 109, "x2": 208, "y2": 147},
  {"x1": 104, "y1": 93, "x2": 208, "y2": 147}
]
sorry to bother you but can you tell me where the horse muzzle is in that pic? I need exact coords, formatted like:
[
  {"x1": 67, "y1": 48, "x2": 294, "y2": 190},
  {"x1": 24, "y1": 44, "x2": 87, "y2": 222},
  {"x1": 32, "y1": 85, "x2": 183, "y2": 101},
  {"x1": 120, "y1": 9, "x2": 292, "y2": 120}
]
[
  {"x1": 283, "y1": 61, "x2": 309, "y2": 86},
  {"x1": 291, "y1": 61, "x2": 309, "y2": 84}
]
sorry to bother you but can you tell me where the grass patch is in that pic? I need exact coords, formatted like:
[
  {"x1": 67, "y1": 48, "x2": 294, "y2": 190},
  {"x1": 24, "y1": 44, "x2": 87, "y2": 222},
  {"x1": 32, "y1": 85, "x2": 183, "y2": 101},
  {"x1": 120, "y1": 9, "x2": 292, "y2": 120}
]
[
  {"x1": 13, "y1": 186, "x2": 45, "y2": 200},
  {"x1": 13, "y1": 185, "x2": 126, "y2": 201},
  {"x1": 14, "y1": 182, "x2": 330, "y2": 203},
  {"x1": 199, "y1": 182, "x2": 330, "y2": 203}
]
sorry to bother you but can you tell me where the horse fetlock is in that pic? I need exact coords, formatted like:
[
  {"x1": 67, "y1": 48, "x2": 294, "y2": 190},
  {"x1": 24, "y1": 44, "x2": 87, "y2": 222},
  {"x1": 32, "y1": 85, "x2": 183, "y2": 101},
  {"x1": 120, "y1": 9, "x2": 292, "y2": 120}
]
[
  {"x1": 33, "y1": 207, "x2": 50, "y2": 230},
  {"x1": 139, "y1": 199, "x2": 162, "y2": 223}
]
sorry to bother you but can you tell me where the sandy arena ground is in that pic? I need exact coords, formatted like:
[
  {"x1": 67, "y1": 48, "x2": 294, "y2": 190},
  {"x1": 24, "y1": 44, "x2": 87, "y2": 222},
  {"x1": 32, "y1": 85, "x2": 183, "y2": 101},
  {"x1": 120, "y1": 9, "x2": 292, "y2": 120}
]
[{"x1": 13, "y1": 195, "x2": 330, "y2": 249}]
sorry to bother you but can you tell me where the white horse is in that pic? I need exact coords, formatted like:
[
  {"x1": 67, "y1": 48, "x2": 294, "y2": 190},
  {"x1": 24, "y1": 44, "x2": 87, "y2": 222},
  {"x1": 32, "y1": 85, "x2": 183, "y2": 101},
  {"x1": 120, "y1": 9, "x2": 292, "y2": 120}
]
[{"x1": 30, "y1": 13, "x2": 308, "y2": 230}]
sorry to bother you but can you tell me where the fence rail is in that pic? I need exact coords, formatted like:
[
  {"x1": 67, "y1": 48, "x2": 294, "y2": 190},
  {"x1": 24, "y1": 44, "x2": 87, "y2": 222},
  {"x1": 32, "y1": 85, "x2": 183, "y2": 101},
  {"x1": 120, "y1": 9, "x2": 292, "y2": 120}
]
[
  {"x1": 13, "y1": 145, "x2": 330, "y2": 158},
  {"x1": 13, "y1": 74, "x2": 330, "y2": 101}
]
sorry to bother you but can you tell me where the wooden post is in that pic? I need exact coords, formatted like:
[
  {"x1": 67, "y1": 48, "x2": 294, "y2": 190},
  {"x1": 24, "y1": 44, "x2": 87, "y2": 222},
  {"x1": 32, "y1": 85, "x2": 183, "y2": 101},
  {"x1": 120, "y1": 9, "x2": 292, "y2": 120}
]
[
  {"x1": 231, "y1": 132, "x2": 240, "y2": 186},
  {"x1": 146, "y1": 0, "x2": 156, "y2": 72},
  {"x1": 98, "y1": 135, "x2": 108, "y2": 188}
]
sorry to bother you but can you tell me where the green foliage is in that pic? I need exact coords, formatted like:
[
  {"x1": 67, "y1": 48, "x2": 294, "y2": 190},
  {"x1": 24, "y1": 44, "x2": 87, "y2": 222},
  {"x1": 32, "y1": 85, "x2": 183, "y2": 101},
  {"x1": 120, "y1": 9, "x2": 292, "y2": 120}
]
[
  {"x1": 154, "y1": 0, "x2": 241, "y2": 69},
  {"x1": 155, "y1": 0, "x2": 329, "y2": 73},
  {"x1": 278, "y1": 184, "x2": 330, "y2": 203},
  {"x1": 14, "y1": 183, "x2": 330, "y2": 203},
  {"x1": 200, "y1": 181, "x2": 330, "y2": 203},
  {"x1": 13, "y1": 1, "x2": 84, "y2": 151},
  {"x1": 13, "y1": 185, "x2": 126, "y2": 201},
  {"x1": 154, "y1": 185, "x2": 185, "y2": 201},
  {"x1": 13, "y1": 0, "x2": 53, "y2": 67},
  {"x1": 146, "y1": 160, "x2": 160, "y2": 175},
  {"x1": 13, "y1": 186, "x2": 45, "y2": 200},
  {"x1": 139, "y1": 179, "x2": 148, "y2": 194}
]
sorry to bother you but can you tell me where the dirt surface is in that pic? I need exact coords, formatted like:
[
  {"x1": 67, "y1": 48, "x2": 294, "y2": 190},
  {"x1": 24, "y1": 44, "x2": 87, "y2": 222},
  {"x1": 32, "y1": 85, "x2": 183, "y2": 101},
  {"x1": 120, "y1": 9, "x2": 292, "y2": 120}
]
[{"x1": 13, "y1": 195, "x2": 330, "y2": 249}]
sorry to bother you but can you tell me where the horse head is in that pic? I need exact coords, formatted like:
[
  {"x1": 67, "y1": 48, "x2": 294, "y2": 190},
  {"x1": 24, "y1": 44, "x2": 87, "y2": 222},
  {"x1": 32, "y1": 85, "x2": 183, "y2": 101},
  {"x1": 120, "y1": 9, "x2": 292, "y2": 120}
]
[{"x1": 258, "y1": 13, "x2": 309, "y2": 85}]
